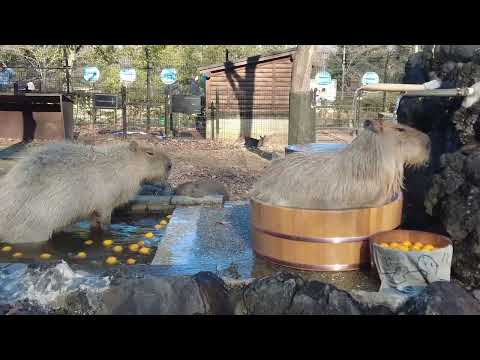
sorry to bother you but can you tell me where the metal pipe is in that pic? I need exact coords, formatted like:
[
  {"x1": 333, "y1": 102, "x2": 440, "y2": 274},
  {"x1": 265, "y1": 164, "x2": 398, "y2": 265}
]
[
  {"x1": 359, "y1": 83, "x2": 432, "y2": 92},
  {"x1": 353, "y1": 81, "x2": 475, "y2": 130},
  {"x1": 402, "y1": 88, "x2": 473, "y2": 97}
]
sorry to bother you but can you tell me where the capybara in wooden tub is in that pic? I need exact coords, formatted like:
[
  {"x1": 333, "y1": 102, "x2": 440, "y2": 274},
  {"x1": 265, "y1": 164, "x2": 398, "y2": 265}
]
[{"x1": 250, "y1": 119, "x2": 431, "y2": 210}]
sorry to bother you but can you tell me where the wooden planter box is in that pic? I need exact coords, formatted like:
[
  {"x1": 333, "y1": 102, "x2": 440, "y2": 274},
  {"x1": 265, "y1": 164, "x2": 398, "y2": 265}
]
[{"x1": 0, "y1": 94, "x2": 73, "y2": 141}]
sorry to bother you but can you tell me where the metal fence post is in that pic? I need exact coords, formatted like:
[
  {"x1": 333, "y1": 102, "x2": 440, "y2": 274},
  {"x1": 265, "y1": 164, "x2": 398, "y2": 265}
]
[
  {"x1": 215, "y1": 88, "x2": 220, "y2": 138},
  {"x1": 121, "y1": 85, "x2": 127, "y2": 139},
  {"x1": 165, "y1": 94, "x2": 171, "y2": 137},
  {"x1": 145, "y1": 48, "x2": 152, "y2": 132},
  {"x1": 63, "y1": 47, "x2": 71, "y2": 94}
]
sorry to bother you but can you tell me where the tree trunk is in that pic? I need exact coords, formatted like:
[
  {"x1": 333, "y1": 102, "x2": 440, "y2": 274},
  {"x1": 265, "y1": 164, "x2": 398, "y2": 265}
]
[
  {"x1": 288, "y1": 45, "x2": 315, "y2": 145},
  {"x1": 382, "y1": 52, "x2": 390, "y2": 112},
  {"x1": 145, "y1": 48, "x2": 152, "y2": 132}
]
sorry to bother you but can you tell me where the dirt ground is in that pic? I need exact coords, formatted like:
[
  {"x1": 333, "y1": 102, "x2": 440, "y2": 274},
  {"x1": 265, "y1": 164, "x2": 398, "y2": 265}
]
[{"x1": 148, "y1": 138, "x2": 271, "y2": 200}]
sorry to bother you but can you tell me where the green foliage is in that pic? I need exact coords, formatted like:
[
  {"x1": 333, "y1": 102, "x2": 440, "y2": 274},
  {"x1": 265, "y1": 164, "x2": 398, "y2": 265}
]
[
  {"x1": 1, "y1": 45, "x2": 410, "y2": 103},
  {"x1": 325, "y1": 45, "x2": 414, "y2": 89}
]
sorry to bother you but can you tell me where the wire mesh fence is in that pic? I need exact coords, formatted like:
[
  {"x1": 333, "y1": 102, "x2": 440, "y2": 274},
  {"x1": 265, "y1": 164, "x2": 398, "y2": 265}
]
[
  {"x1": 0, "y1": 65, "x2": 181, "y2": 138},
  {"x1": 209, "y1": 88, "x2": 395, "y2": 142},
  {"x1": 1, "y1": 62, "x2": 400, "y2": 142},
  {"x1": 209, "y1": 88, "x2": 290, "y2": 141}
]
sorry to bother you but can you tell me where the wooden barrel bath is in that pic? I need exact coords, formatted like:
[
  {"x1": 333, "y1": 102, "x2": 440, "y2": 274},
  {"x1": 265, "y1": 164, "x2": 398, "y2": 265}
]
[{"x1": 250, "y1": 194, "x2": 403, "y2": 271}]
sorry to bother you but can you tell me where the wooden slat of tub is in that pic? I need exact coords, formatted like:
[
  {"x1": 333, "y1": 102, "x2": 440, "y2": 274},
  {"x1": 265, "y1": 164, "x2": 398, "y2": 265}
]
[
  {"x1": 252, "y1": 230, "x2": 370, "y2": 269},
  {"x1": 250, "y1": 197, "x2": 403, "y2": 239}
]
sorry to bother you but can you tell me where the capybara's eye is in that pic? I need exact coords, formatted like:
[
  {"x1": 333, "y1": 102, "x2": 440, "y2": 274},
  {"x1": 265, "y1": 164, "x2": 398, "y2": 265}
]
[
  {"x1": 168, "y1": 163, "x2": 172, "y2": 170},
  {"x1": 396, "y1": 128, "x2": 406, "y2": 132},
  {"x1": 146, "y1": 151, "x2": 154, "y2": 156}
]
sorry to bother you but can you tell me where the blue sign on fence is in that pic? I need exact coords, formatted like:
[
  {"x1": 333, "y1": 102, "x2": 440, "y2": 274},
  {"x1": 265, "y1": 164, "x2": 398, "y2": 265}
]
[
  {"x1": 120, "y1": 68, "x2": 137, "y2": 82},
  {"x1": 361, "y1": 71, "x2": 380, "y2": 86},
  {"x1": 160, "y1": 68, "x2": 177, "y2": 85},
  {"x1": 0, "y1": 67, "x2": 15, "y2": 87},
  {"x1": 315, "y1": 71, "x2": 332, "y2": 86},
  {"x1": 83, "y1": 67, "x2": 100, "y2": 82}
]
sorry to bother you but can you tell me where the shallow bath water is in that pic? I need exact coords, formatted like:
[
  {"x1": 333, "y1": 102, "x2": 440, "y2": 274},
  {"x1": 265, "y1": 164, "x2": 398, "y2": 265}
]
[{"x1": 0, "y1": 213, "x2": 171, "y2": 269}]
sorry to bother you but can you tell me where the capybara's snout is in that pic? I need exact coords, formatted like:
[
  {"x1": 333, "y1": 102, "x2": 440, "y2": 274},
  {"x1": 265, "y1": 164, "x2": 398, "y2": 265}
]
[{"x1": 413, "y1": 132, "x2": 431, "y2": 166}]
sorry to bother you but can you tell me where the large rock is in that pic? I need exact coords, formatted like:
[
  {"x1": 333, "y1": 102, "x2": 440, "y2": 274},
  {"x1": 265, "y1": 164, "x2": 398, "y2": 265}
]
[
  {"x1": 243, "y1": 272, "x2": 304, "y2": 315},
  {"x1": 398, "y1": 46, "x2": 480, "y2": 231},
  {"x1": 242, "y1": 272, "x2": 370, "y2": 315},
  {"x1": 434, "y1": 45, "x2": 480, "y2": 64},
  {"x1": 0, "y1": 298, "x2": 48, "y2": 315},
  {"x1": 286, "y1": 281, "x2": 363, "y2": 315},
  {"x1": 350, "y1": 289, "x2": 410, "y2": 314},
  {"x1": 193, "y1": 271, "x2": 233, "y2": 315},
  {"x1": 398, "y1": 281, "x2": 480, "y2": 315},
  {"x1": 425, "y1": 150, "x2": 480, "y2": 287},
  {"x1": 98, "y1": 271, "x2": 232, "y2": 315}
]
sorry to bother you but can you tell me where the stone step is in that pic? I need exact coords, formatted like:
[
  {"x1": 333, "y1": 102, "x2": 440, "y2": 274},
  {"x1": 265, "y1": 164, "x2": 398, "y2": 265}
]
[
  {"x1": 151, "y1": 202, "x2": 254, "y2": 279},
  {"x1": 127, "y1": 195, "x2": 224, "y2": 214}
]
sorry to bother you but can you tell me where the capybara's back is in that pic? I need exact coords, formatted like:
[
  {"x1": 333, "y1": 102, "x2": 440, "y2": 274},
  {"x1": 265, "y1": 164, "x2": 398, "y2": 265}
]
[
  {"x1": 250, "y1": 120, "x2": 431, "y2": 209},
  {"x1": 175, "y1": 180, "x2": 230, "y2": 200},
  {"x1": 0, "y1": 141, "x2": 172, "y2": 244}
]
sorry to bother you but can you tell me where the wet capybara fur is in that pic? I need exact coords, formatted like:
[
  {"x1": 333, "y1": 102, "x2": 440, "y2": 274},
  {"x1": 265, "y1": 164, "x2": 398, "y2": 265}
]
[
  {"x1": 250, "y1": 119, "x2": 431, "y2": 209},
  {"x1": 0, "y1": 141, "x2": 172, "y2": 244},
  {"x1": 175, "y1": 180, "x2": 230, "y2": 200}
]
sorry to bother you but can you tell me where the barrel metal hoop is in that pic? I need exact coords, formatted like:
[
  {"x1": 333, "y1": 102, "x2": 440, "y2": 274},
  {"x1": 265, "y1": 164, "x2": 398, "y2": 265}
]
[
  {"x1": 252, "y1": 225, "x2": 370, "y2": 244},
  {"x1": 255, "y1": 251, "x2": 367, "y2": 271}
]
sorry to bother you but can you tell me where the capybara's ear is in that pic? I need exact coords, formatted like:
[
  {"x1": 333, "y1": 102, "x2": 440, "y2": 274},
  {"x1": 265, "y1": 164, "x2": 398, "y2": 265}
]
[
  {"x1": 363, "y1": 119, "x2": 382, "y2": 133},
  {"x1": 129, "y1": 141, "x2": 139, "y2": 152}
]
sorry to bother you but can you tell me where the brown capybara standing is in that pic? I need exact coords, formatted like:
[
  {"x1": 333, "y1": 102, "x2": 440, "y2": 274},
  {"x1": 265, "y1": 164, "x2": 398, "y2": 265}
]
[
  {"x1": 0, "y1": 141, "x2": 172, "y2": 244},
  {"x1": 175, "y1": 180, "x2": 230, "y2": 201},
  {"x1": 250, "y1": 119, "x2": 431, "y2": 209}
]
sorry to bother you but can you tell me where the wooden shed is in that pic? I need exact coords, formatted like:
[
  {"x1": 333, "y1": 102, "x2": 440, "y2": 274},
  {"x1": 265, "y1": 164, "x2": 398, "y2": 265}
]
[{"x1": 198, "y1": 48, "x2": 296, "y2": 141}]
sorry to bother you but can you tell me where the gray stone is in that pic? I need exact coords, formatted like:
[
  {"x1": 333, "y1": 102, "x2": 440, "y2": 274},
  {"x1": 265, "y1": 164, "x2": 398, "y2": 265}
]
[
  {"x1": 193, "y1": 272, "x2": 233, "y2": 315},
  {"x1": 350, "y1": 289, "x2": 411, "y2": 313},
  {"x1": 465, "y1": 152, "x2": 480, "y2": 186},
  {"x1": 241, "y1": 273, "x2": 377, "y2": 315},
  {"x1": 139, "y1": 182, "x2": 174, "y2": 196},
  {"x1": 52, "y1": 289, "x2": 99, "y2": 315},
  {"x1": 99, "y1": 276, "x2": 206, "y2": 315},
  {"x1": 98, "y1": 271, "x2": 231, "y2": 315},
  {"x1": 127, "y1": 195, "x2": 173, "y2": 214},
  {"x1": 0, "y1": 304, "x2": 11, "y2": 315},
  {"x1": 424, "y1": 149, "x2": 480, "y2": 287},
  {"x1": 171, "y1": 195, "x2": 224, "y2": 207},
  {"x1": 3, "y1": 300, "x2": 48, "y2": 315},
  {"x1": 472, "y1": 289, "x2": 480, "y2": 302},
  {"x1": 287, "y1": 280, "x2": 363, "y2": 315},
  {"x1": 243, "y1": 272, "x2": 304, "y2": 315},
  {"x1": 398, "y1": 281, "x2": 480, "y2": 315}
]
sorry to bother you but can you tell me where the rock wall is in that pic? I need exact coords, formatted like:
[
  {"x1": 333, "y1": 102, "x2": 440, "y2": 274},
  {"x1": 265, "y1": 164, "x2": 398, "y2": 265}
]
[
  {"x1": 425, "y1": 150, "x2": 480, "y2": 286},
  {"x1": 398, "y1": 46, "x2": 480, "y2": 228},
  {"x1": 399, "y1": 45, "x2": 480, "y2": 285},
  {"x1": 1, "y1": 263, "x2": 479, "y2": 315}
]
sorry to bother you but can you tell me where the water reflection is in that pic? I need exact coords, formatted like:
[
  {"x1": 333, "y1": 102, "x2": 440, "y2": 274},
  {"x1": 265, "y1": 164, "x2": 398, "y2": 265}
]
[{"x1": 0, "y1": 213, "x2": 171, "y2": 269}]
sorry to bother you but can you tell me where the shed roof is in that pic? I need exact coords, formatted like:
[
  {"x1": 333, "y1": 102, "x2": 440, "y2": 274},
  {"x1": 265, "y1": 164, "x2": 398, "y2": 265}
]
[{"x1": 198, "y1": 47, "x2": 297, "y2": 73}]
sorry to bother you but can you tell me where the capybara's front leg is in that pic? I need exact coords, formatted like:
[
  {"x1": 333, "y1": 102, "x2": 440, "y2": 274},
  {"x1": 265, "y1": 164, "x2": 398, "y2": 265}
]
[{"x1": 89, "y1": 210, "x2": 112, "y2": 232}]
